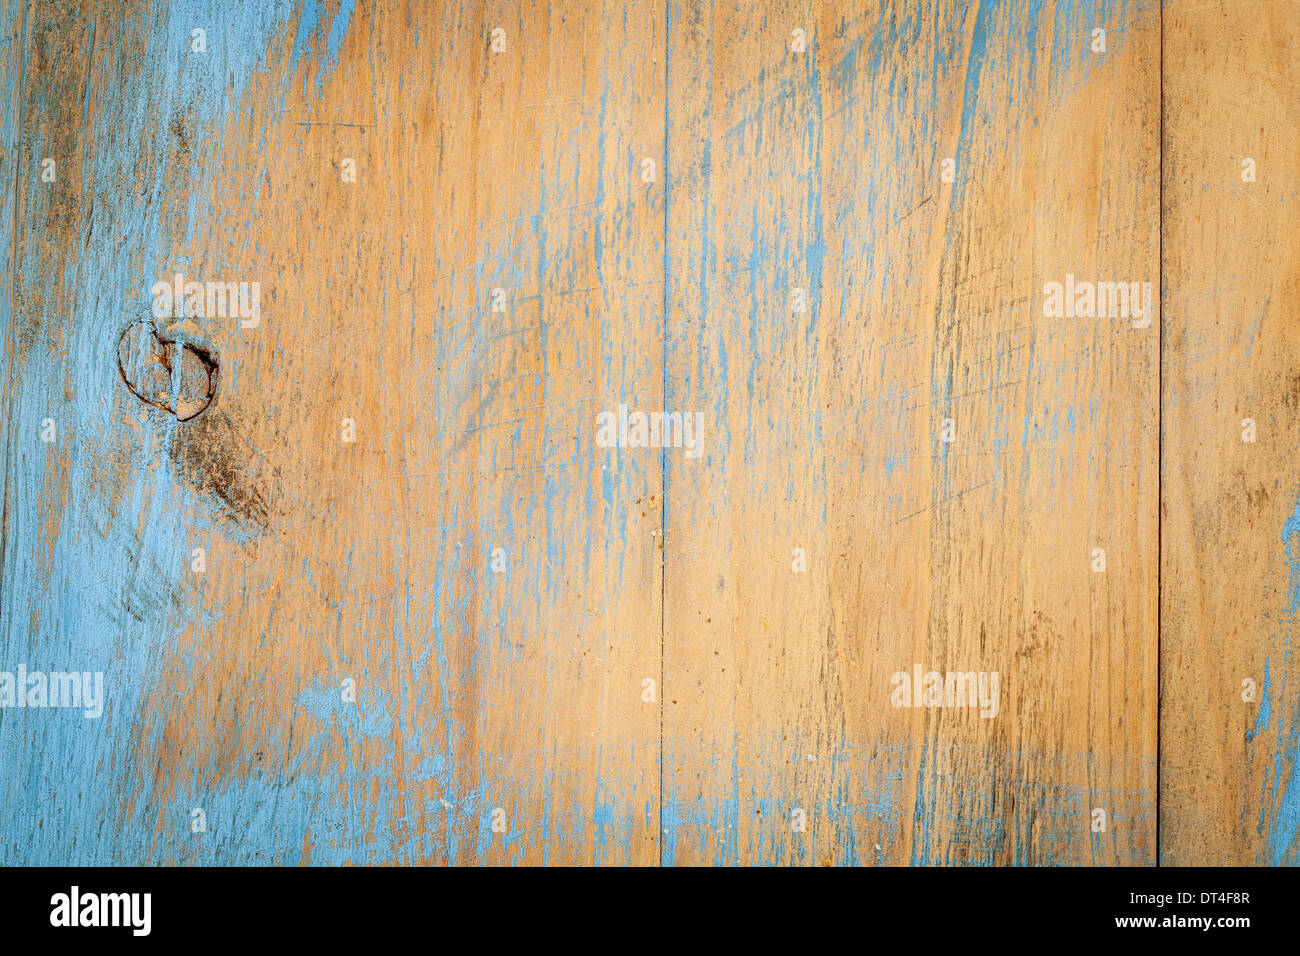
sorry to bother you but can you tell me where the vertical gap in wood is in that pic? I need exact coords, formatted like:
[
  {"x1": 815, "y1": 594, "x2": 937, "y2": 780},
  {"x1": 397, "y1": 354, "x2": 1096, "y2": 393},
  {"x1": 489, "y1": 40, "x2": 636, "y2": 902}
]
[
  {"x1": 1156, "y1": 0, "x2": 1165, "y2": 869},
  {"x1": 658, "y1": 0, "x2": 672, "y2": 869}
]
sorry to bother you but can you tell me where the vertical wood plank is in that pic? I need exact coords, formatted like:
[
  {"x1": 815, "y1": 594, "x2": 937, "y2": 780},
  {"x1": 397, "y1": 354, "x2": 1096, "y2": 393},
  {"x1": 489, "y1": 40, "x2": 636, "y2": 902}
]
[
  {"x1": 663, "y1": 0, "x2": 1159, "y2": 865},
  {"x1": 1162, "y1": 0, "x2": 1300, "y2": 866},
  {"x1": 1, "y1": 0, "x2": 663, "y2": 865}
]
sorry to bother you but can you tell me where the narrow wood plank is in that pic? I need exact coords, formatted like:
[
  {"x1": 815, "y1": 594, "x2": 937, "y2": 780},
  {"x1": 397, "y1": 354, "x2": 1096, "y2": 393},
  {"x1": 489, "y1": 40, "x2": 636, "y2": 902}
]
[
  {"x1": 1161, "y1": 0, "x2": 1300, "y2": 866},
  {"x1": 663, "y1": 0, "x2": 1159, "y2": 865},
  {"x1": 0, "y1": 0, "x2": 21, "y2": 578},
  {"x1": 0, "y1": 0, "x2": 152, "y2": 864}
]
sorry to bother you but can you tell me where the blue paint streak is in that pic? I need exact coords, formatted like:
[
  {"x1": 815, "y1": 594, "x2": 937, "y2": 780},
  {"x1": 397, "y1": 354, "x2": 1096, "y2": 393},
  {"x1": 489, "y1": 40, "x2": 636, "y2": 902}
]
[
  {"x1": 1247, "y1": 659, "x2": 1271, "y2": 742},
  {"x1": 1264, "y1": 490, "x2": 1300, "y2": 863},
  {"x1": 292, "y1": 0, "x2": 356, "y2": 93}
]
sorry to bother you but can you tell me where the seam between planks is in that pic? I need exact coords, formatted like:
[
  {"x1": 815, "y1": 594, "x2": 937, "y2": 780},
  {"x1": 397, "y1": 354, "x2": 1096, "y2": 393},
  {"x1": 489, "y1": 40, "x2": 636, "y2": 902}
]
[
  {"x1": 1156, "y1": 0, "x2": 1165, "y2": 870},
  {"x1": 658, "y1": 0, "x2": 672, "y2": 869}
]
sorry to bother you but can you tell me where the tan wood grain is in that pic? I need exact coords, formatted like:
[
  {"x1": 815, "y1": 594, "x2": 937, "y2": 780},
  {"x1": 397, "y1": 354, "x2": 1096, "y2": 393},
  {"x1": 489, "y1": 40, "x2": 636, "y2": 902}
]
[
  {"x1": 1161, "y1": 0, "x2": 1300, "y2": 866},
  {"x1": 663, "y1": 0, "x2": 1159, "y2": 865}
]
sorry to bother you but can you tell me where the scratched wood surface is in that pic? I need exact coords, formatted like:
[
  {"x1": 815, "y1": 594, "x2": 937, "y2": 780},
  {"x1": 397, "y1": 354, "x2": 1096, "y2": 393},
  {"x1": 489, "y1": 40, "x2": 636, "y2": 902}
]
[
  {"x1": 1161, "y1": 0, "x2": 1300, "y2": 866},
  {"x1": 1, "y1": 0, "x2": 664, "y2": 865},
  {"x1": 0, "y1": 0, "x2": 1288, "y2": 867},
  {"x1": 663, "y1": 0, "x2": 1158, "y2": 865}
]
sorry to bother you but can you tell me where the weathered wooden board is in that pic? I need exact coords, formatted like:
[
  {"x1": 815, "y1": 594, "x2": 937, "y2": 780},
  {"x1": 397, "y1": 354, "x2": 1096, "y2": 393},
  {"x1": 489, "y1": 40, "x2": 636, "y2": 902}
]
[
  {"x1": 1, "y1": 0, "x2": 664, "y2": 865},
  {"x1": 662, "y1": 0, "x2": 1159, "y2": 865},
  {"x1": 0, "y1": 0, "x2": 1290, "y2": 867},
  {"x1": 1161, "y1": 0, "x2": 1300, "y2": 866}
]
